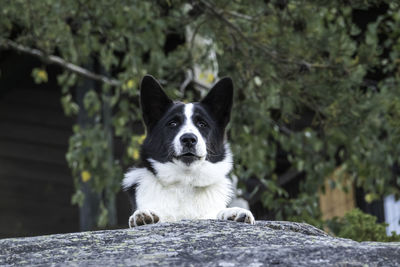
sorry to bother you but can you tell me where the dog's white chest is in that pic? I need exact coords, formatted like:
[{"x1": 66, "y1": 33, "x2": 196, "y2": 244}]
[
  {"x1": 124, "y1": 167, "x2": 233, "y2": 222},
  {"x1": 139, "y1": 182, "x2": 228, "y2": 221}
]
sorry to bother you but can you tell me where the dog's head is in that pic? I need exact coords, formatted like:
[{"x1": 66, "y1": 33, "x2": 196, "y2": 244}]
[{"x1": 139, "y1": 75, "x2": 233, "y2": 169}]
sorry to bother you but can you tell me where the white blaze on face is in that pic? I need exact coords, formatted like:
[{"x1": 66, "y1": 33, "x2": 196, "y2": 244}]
[{"x1": 173, "y1": 103, "x2": 207, "y2": 158}]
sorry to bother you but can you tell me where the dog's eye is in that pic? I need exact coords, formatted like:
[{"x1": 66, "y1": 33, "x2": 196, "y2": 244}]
[
  {"x1": 197, "y1": 120, "x2": 208, "y2": 128},
  {"x1": 167, "y1": 120, "x2": 179, "y2": 127}
]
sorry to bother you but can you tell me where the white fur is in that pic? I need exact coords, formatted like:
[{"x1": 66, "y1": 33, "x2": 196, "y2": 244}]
[
  {"x1": 173, "y1": 103, "x2": 207, "y2": 157},
  {"x1": 123, "y1": 144, "x2": 234, "y2": 222}
]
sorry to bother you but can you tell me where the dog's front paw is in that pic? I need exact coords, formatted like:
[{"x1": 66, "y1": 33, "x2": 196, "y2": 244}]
[
  {"x1": 217, "y1": 207, "x2": 255, "y2": 224},
  {"x1": 129, "y1": 209, "x2": 160, "y2": 228}
]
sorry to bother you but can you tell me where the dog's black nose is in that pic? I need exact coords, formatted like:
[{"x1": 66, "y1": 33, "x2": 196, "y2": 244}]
[{"x1": 180, "y1": 133, "x2": 197, "y2": 147}]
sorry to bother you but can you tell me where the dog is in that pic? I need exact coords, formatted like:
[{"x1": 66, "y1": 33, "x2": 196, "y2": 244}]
[{"x1": 122, "y1": 75, "x2": 255, "y2": 227}]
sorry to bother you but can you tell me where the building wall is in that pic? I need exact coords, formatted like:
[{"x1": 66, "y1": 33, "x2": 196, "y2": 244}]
[
  {"x1": 384, "y1": 195, "x2": 400, "y2": 235},
  {"x1": 319, "y1": 173, "x2": 355, "y2": 221},
  {"x1": 0, "y1": 51, "x2": 79, "y2": 237},
  {"x1": 0, "y1": 50, "x2": 133, "y2": 237}
]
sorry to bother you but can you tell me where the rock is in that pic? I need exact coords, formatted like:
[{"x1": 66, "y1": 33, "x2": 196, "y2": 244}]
[{"x1": 0, "y1": 220, "x2": 399, "y2": 266}]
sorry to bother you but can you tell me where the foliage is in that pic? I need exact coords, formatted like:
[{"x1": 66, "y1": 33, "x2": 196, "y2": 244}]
[
  {"x1": 31, "y1": 68, "x2": 48, "y2": 84},
  {"x1": 1, "y1": 0, "x2": 400, "y2": 226},
  {"x1": 326, "y1": 209, "x2": 400, "y2": 242}
]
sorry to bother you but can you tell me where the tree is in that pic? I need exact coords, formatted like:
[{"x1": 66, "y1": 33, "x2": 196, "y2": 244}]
[{"x1": 1, "y1": 0, "x2": 399, "y2": 228}]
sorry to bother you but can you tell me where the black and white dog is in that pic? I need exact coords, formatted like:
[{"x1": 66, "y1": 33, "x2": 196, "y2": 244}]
[{"x1": 122, "y1": 75, "x2": 255, "y2": 227}]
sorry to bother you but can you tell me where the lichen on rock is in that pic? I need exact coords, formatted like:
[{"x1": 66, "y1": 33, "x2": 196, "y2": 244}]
[{"x1": 0, "y1": 220, "x2": 399, "y2": 266}]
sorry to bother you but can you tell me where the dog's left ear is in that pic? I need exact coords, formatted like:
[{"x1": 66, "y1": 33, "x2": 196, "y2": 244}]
[{"x1": 200, "y1": 77, "x2": 233, "y2": 127}]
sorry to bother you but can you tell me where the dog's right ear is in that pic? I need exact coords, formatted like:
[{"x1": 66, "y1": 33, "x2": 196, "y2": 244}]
[{"x1": 140, "y1": 75, "x2": 173, "y2": 130}]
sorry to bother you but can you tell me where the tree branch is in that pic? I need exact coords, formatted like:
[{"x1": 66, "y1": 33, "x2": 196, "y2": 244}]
[
  {"x1": 0, "y1": 38, "x2": 121, "y2": 87},
  {"x1": 197, "y1": 0, "x2": 333, "y2": 70}
]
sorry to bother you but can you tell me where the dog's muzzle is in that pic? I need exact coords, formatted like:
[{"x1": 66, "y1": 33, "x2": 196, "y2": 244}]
[{"x1": 176, "y1": 133, "x2": 201, "y2": 164}]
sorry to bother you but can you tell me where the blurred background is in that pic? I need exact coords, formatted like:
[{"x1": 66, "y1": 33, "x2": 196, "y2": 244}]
[{"x1": 0, "y1": 1, "x2": 399, "y2": 241}]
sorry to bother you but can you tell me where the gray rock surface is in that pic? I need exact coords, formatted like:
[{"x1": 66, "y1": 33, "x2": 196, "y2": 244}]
[{"x1": 0, "y1": 220, "x2": 399, "y2": 266}]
